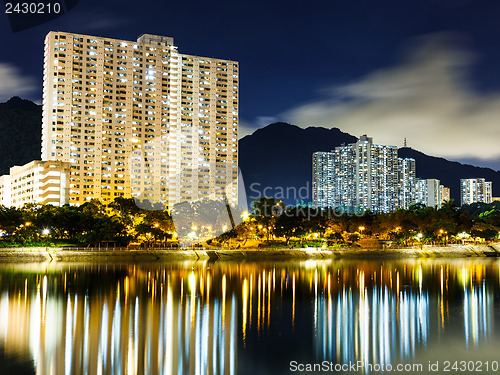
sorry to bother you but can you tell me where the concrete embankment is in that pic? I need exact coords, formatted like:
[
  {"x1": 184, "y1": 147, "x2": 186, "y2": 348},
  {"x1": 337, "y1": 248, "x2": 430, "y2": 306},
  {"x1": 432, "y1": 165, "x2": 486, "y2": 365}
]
[{"x1": 0, "y1": 244, "x2": 499, "y2": 263}]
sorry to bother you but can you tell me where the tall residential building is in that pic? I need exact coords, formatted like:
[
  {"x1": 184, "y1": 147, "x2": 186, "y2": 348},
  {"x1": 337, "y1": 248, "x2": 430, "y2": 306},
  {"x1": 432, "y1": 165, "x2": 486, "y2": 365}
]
[
  {"x1": 311, "y1": 136, "x2": 451, "y2": 212},
  {"x1": 312, "y1": 152, "x2": 335, "y2": 209},
  {"x1": 460, "y1": 178, "x2": 493, "y2": 206},
  {"x1": 416, "y1": 179, "x2": 443, "y2": 208},
  {"x1": 313, "y1": 135, "x2": 401, "y2": 213},
  {"x1": 397, "y1": 157, "x2": 416, "y2": 209},
  {"x1": 0, "y1": 160, "x2": 70, "y2": 208},
  {"x1": 42, "y1": 31, "x2": 238, "y2": 207}
]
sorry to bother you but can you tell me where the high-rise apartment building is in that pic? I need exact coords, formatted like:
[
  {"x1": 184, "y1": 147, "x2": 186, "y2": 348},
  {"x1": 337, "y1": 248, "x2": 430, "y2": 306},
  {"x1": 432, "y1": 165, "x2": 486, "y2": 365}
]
[
  {"x1": 312, "y1": 152, "x2": 335, "y2": 209},
  {"x1": 460, "y1": 178, "x2": 492, "y2": 206},
  {"x1": 312, "y1": 136, "x2": 451, "y2": 212},
  {"x1": 397, "y1": 157, "x2": 416, "y2": 209},
  {"x1": 313, "y1": 135, "x2": 402, "y2": 213},
  {"x1": 42, "y1": 32, "x2": 238, "y2": 207},
  {"x1": 416, "y1": 179, "x2": 443, "y2": 208}
]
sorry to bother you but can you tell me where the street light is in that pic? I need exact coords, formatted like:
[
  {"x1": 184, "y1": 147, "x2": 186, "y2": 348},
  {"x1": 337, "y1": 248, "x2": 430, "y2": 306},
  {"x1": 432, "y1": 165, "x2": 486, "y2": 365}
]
[{"x1": 42, "y1": 229, "x2": 50, "y2": 236}]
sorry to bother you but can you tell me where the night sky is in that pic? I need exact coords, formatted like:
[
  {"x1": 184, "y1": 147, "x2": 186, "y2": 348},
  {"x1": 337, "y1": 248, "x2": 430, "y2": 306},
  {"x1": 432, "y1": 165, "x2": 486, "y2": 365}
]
[{"x1": 1, "y1": 0, "x2": 500, "y2": 169}]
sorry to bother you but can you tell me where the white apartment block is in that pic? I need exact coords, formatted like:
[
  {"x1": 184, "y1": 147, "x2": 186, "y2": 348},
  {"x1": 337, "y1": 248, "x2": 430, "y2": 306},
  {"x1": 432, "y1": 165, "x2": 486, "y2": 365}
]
[
  {"x1": 312, "y1": 152, "x2": 335, "y2": 209},
  {"x1": 42, "y1": 31, "x2": 238, "y2": 207},
  {"x1": 313, "y1": 135, "x2": 400, "y2": 213},
  {"x1": 416, "y1": 179, "x2": 443, "y2": 208},
  {"x1": 397, "y1": 157, "x2": 416, "y2": 209},
  {"x1": 460, "y1": 178, "x2": 493, "y2": 206},
  {"x1": 312, "y1": 136, "x2": 450, "y2": 212},
  {"x1": 0, "y1": 160, "x2": 70, "y2": 208}
]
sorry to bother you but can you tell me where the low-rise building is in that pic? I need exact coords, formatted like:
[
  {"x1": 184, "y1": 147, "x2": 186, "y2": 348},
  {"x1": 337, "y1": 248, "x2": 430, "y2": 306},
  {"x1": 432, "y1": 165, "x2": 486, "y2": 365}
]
[{"x1": 0, "y1": 160, "x2": 70, "y2": 208}]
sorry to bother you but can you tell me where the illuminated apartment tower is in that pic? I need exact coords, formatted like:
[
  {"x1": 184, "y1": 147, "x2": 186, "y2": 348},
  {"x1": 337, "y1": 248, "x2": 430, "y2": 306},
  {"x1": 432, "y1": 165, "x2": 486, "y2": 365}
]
[
  {"x1": 460, "y1": 178, "x2": 492, "y2": 206},
  {"x1": 397, "y1": 157, "x2": 416, "y2": 209},
  {"x1": 42, "y1": 32, "x2": 238, "y2": 206},
  {"x1": 313, "y1": 136, "x2": 400, "y2": 213},
  {"x1": 333, "y1": 136, "x2": 399, "y2": 212},
  {"x1": 416, "y1": 178, "x2": 444, "y2": 208},
  {"x1": 312, "y1": 152, "x2": 335, "y2": 208}
]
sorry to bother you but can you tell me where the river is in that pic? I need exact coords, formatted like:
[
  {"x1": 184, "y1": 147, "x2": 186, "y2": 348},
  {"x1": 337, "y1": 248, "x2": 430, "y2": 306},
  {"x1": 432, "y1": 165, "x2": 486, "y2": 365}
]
[{"x1": 0, "y1": 258, "x2": 499, "y2": 374}]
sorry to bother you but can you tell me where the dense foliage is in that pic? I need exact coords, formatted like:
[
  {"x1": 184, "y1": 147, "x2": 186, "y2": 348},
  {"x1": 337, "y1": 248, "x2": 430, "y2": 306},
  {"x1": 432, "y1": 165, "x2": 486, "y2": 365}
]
[
  {"x1": 0, "y1": 198, "x2": 174, "y2": 248},
  {"x1": 1, "y1": 197, "x2": 499, "y2": 248}
]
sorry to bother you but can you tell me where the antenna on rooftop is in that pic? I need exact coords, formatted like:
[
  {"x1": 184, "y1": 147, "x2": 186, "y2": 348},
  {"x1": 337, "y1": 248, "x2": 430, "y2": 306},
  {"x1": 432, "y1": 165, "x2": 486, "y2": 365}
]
[{"x1": 404, "y1": 137, "x2": 407, "y2": 147}]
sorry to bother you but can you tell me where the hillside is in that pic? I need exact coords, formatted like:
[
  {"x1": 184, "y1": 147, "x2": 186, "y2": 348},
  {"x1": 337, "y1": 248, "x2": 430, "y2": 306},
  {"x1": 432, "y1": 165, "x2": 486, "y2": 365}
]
[{"x1": 0, "y1": 97, "x2": 41, "y2": 175}]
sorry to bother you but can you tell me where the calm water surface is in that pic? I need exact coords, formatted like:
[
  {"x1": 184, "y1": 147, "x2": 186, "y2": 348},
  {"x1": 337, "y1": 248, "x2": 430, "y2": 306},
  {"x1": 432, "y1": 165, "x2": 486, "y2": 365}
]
[{"x1": 0, "y1": 258, "x2": 499, "y2": 375}]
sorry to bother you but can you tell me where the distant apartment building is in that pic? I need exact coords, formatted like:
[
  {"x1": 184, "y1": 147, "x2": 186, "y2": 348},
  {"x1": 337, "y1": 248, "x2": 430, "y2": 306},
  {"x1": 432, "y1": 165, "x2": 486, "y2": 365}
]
[
  {"x1": 312, "y1": 152, "x2": 335, "y2": 209},
  {"x1": 313, "y1": 135, "x2": 409, "y2": 213},
  {"x1": 42, "y1": 31, "x2": 239, "y2": 207},
  {"x1": 441, "y1": 186, "x2": 451, "y2": 203},
  {"x1": 460, "y1": 178, "x2": 493, "y2": 205},
  {"x1": 397, "y1": 157, "x2": 416, "y2": 209},
  {"x1": 312, "y1": 136, "x2": 450, "y2": 212},
  {"x1": 0, "y1": 160, "x2": 70, "y2": 208},
  {"x1": 416, "y1": 179, "x2": 445, "y2": 208}
]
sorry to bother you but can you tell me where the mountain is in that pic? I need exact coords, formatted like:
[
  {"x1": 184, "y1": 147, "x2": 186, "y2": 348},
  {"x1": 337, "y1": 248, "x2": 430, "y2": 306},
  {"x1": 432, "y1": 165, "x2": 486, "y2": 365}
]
[
  {"x1": 0, "y1": 97, "x2": 41, "y2": 175},
  {"x1": 239, "y1": 122, "x2": 500, "y2": 204},
  {"x1": 238, "y1": 122, "x2": 356, "y2": 204},
  {"x1": 398, "y1": 147, "x2": 500, "y2": 202}
]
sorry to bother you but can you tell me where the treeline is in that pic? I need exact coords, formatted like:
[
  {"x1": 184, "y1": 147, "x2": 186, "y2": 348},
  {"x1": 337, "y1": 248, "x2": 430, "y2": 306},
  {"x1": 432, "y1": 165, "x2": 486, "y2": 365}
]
[
  {"x1": 0, "y1": 198, "x2": 174, "y2": 247},
  {"x1": 227, "y1": 197, "x2": 500, "y2": 247},
  {"x1": 1, "y1": 196, "x2": 499, "y2": 248}
]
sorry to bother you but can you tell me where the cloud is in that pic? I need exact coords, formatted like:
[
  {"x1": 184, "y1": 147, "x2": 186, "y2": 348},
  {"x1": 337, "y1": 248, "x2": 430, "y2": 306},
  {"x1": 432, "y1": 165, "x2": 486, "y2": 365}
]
[
  {"x1": 0, "y1": 63, "x2": 37, "y2": 101},
  {"x1": 282, "y1": 32, "x2": 500, "y2": 161},
  {"x1": 238, "y1": 116, "x2": 279, "y2": 138},
  {"x1": 238, "y1": 118, "x2": 259, "y2": 138}
]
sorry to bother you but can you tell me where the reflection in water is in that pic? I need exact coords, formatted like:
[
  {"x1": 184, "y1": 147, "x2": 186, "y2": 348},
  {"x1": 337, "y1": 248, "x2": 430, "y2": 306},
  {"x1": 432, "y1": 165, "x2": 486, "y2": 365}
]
[
  {"x1": 0, "y1": 266, "x2": 237, "y2": 375},
  {"x1": 0, "y1": 259, "x2": 498, "y2": 374}
]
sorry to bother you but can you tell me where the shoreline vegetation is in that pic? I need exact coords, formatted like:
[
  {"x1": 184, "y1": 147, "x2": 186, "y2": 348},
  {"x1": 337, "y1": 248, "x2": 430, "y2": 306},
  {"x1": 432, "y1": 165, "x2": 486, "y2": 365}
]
[
  {"x1": 0, "y1": 244, "x2": 499, "y2": 263},
  {"x1": 1, "y1": 197, "x2": 500, "y2": 254}
]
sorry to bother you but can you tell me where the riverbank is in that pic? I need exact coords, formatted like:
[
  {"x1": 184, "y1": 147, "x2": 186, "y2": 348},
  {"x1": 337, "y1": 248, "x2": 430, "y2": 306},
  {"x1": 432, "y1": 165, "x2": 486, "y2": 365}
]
[{"x1": 0, "y1": 244, "x2": 499, "y2": 263}]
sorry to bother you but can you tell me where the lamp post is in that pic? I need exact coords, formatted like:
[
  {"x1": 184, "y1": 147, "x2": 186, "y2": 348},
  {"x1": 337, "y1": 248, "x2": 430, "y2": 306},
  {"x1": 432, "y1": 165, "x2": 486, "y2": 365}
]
[{"x1": 358, "y1": 226, "x2": 365, "y2": 238}]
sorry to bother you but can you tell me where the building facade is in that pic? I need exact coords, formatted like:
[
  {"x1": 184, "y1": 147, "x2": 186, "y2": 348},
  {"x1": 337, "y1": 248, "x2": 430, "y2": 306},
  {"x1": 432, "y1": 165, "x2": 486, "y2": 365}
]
[
  {"x1": 313, "y1": 135, "x2": 403, "y2": 213},
  {"x1": 312, "y1": 136, "x2": 451, "y2": 212},
  {"x1": 460, "y1": 178, "x2": 493, "y2": 206},
  {"x1": 397, "y1": 157, "x2": 416, "y2": 209},
  {"x1": 312, "y1": 152, "x2": 335, "y2": 209},
  {"x1": 0, "y1": 160, "x2": 70, "y2": 208},
  {"x1": 42, "y1": 32, "x2": 238, "y2": 207}
]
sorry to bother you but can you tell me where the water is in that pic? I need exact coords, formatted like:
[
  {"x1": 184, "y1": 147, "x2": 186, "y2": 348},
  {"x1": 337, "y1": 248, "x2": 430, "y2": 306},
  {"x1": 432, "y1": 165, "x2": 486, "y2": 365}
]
[{"x1": 0, "y1": 258, "x2": 499, "y2": 375}]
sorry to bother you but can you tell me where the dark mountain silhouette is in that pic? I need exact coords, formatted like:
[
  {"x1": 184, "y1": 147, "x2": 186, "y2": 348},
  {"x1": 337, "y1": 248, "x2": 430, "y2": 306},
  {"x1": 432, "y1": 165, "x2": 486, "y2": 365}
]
[
  {"x1": 239, "y1": 122, "x2": 500, "y2": 204},
  {"x1": 239, "y1": 122, "x2": 357, "y2": 204},
  {"x1": 0, "y1": 96, "x2": 41, "y2": 175}
]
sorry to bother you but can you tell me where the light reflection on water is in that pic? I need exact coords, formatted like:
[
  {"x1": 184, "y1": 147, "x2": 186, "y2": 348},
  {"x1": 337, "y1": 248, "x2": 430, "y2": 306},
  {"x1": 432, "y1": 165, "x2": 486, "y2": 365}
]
[{"x1": 0, "y1": 259, "x2": 498, "y2": 374}]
